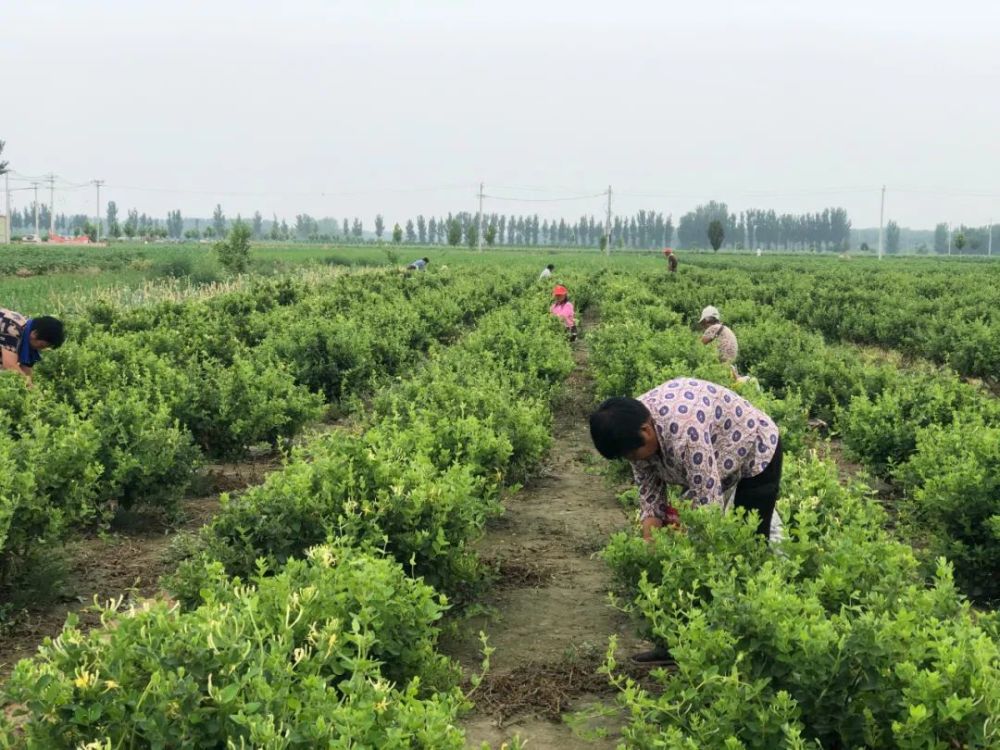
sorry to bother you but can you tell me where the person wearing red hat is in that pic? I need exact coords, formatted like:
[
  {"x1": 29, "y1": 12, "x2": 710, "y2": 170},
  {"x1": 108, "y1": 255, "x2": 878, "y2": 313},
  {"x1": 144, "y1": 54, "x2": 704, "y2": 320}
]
[
  {"x1": 663, "y1": 247, "x2": 678, "y2": 274},
  {"x1": 550, "y1": 285, "x2": 577, "y2": 341}
]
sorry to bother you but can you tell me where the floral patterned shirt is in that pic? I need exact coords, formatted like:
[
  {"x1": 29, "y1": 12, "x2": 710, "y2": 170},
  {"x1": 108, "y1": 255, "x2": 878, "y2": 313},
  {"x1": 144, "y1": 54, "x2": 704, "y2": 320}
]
[
  {"x1": 703, "y1": 323, "x2": 738, "y2": 363},
  {"x1": 630, "y1": 378, "x2": 780, "y2": 521},
  {"x1": 0, "y1": 308, "x2": 27, "y2": 356}
]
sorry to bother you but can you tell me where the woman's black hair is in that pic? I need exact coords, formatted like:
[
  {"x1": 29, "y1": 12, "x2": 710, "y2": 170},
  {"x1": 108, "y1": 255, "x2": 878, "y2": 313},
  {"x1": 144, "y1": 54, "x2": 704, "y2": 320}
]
[
  {"x1": 546, "y1": 264, "x2": 554, "y2": 270},
  {"x1": 422, "y1": 257, "x2": 430, "y2": 263},
  {"x1": 32, "y1": 316, "x2": 65, "y2": 348},
  {"x1": 588, "y1": 397, "x2": 651, "y2": 459}
]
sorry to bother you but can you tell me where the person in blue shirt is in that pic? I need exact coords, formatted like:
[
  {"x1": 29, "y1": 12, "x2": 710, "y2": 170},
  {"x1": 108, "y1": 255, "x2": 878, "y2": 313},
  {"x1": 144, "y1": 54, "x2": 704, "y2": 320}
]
[
  {"x1": 0, "y1": 307, "x2": 65, "y2": 387},
  {"x1": 407, "y1": 257, "x2": 430, "y2": 271}
]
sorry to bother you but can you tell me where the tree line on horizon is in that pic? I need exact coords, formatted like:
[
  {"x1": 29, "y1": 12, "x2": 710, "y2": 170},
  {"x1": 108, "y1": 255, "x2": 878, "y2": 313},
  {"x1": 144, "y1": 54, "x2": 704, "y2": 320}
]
[{"x1": 8, "y1": 199, "x2": 995, "y2": 254}]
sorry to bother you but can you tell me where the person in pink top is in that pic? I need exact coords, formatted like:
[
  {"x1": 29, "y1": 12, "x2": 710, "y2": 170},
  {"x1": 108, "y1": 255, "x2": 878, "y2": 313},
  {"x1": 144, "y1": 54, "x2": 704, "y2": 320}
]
[{"x1": 549, "y1": 285, "x2": 578, "y2": 341}]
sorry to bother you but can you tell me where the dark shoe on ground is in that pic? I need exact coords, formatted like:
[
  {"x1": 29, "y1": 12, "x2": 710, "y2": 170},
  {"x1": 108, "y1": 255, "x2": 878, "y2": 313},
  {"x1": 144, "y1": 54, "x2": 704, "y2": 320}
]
[{"x1": 630, "y1": 646, "x2": 674, "y2": 666}]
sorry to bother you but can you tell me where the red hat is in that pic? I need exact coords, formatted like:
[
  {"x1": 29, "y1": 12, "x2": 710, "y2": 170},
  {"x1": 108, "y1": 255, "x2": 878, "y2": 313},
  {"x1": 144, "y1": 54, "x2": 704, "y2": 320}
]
[
  {"x1": 663, "y1": 247, "x2": 673, "y2": 254},
  {"x1": 553, "y1": 285, "x2": 568, "y2": 296}
]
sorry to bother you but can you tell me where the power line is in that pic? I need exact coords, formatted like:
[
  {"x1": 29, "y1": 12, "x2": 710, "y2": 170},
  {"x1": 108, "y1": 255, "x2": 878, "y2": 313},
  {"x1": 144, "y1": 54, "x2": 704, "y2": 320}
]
[{"x1": 483, "y1": 191, "x2": 607, "y2": 203}]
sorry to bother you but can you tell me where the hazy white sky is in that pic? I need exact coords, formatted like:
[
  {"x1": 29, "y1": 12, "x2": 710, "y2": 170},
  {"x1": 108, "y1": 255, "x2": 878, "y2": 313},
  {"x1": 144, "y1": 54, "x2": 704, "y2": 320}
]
[{"x1": 4, "y1": 0, "x2": 1000, "y2": 228}]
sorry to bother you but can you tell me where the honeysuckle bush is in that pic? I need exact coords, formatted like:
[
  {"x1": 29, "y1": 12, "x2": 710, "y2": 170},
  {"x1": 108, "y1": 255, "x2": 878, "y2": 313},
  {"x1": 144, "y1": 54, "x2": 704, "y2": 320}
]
[
  {"x1": 0, "y1": 377, "x2": 102, "y2": 584},
  {"x1": 896, "y1": 419, "x2": 1000, "y2": 604},
  {"x1": 167, "y1": 298, "x2": 575, "y2": 606},
  {"x1": 0, "y1": 544, "x2": 467, "y2": 749},
  {"x1": 602, "y1": 453, "x2": 1000, "y2": 749},
  {"x1": 167, "y1": 436, "x2": 491, "y2": 607},
  {"x1": 587, "y1": 275, "x2": 811, "y2": 453},
  {"x1": 837, "y1": 372, "x2": 1000, "y2": 477},
  {"x1": 634, "y1": 263, "x2": 1000, "y2": 604},
  {"x1": 671, "y1": 257, "x2": 1000, "y2": 382},
  {"x1": 41, "y1": 268, "x2": 526, "y2": 462},
  {"x1": 1, "y1": 266, "x2": 529, "y2": 587}
]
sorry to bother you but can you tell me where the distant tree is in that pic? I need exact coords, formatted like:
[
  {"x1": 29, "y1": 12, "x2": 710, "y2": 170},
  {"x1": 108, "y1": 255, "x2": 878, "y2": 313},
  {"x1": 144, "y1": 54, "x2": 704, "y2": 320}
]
[
  {"x1": 374, "y1": 214, "x2": 385, "y2": 240},
  {"x1": 466, "y1": 220, "x2": 479, "y2": 248},
  {"x1": 953, "y1": 231, "x2": 966, "y2": 253},
  {"x1": 295, "y1": 214, "x2": 318, "y2": 239},
  {"x1": 885, "y1": 220, "x2": 901, "y2": 254},
  {"x1": 252, "y1": 211, "x2": 263, "y2": 239},
  {"x1": 342, "y1": 218, "x2": 350, "y2": 239},
  {"x1": 123, "y1": 208, "x2": 139, "y2": 239},
  {"x1": 405, "y1": 219, "x2": 416, "y2": 243},
  {"x1": 427, "y1": 217, "x2": 436, "y2": 245},
  {"x1": 270, "y1": 214, "x2": 281, "y2": 241},
  {"x1": 0, "y1": 140, "x2": 8, "y2": 176},
  {"x1": 416, "y1": 215, "x2": 427, "y2": 244},
  {"x1": 485, "y1": 217, "x2": 497, "y2": 246},
  {"x1": 392, "y1": 223, "x2": 403, "y2": 244},
  {"x1": 212, "y1": 204, "x2": 226, "y2": 236},
  {"x1": 447, "y1": 218, "x2": 462, "y2": 246},
  {"x1": 105, "y1": 201, "x2": 121, "y2": 238},
  {"x1": 707, "y1": 219, "x2": 725, "y2": 251},
  {"x1": 204, "y1": 226, "x2": 216, "y2": 239},
  {"x1": 280, "y1": 220, "x2": 290, "y2": 240},
  {"x1": 351, "y1": 218, "x2": 363, "y2": 239},
  {"x1": 165, "y1": 209, "x2": 184, "y2": 239},
  {"x1": 216, "y1": 221, "x2": 252, "y2": 273},
  {"x1": 184, "y1": 228, "x2": 201, "y2": 240},
  {"x1": 934, "y1": 223, "x2": 949, "y2": 254}
]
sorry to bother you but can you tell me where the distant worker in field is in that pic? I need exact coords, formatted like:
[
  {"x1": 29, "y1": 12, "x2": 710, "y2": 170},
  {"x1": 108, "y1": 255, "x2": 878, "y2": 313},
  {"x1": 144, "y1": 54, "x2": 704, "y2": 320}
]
[
  {"x1": 698, "y1": 306, "x2": 738, "y2": 364},
  {"x1": 756, "y1": 247, "x2": 762, "y2": 257},
  {"x1": 550, "y1": 285, "x2": 578, "y2": 342},
  {"x1": 699, "y1": 306, "x2": 751, "y2": 383},
  {"x1": 588, "y1": 377, "x2": 783, "y2": 664},
  {"x1": 407, "y1": 257, "x2": 430, "y2": 271},
  {"x1": 0, "y1": 307, "x2": 66, "y2": 387},
  {"x1": 663, "y1": 247, "x2": 678, "y2": 273},
  {"x1": 539, "y1": 263, "x2": 554, "y2": 279}
]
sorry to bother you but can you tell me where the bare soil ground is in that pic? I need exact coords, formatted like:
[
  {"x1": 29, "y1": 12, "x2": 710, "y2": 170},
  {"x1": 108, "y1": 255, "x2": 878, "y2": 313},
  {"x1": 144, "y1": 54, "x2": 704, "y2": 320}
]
[{"x1": 443, "y1": 317, "x2": 645, "y2": 749}]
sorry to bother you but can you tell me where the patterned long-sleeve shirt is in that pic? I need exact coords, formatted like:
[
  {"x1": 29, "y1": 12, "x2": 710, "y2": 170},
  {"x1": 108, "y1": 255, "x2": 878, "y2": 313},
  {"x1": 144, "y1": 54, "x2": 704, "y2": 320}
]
[
  {"x1": 703, "y1": 323, "x2": 738, "y2": 363},
  {"x1": 631, "y1": 378, "x2": 780, "y2": 521},
  {"x1": 0, "y1": 308, "x2": 28, "y2": 357}
]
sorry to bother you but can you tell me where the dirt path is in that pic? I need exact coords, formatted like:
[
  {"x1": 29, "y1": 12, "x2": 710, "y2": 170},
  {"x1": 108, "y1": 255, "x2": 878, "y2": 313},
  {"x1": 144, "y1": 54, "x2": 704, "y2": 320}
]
[{"x1": 443, "y1": 314, "x2": 642, "y2": 749}]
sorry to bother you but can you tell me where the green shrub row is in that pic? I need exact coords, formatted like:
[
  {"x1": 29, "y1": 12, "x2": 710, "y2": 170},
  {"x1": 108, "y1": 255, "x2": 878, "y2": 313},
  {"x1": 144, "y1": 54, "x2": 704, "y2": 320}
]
[
  {"x1": 1, "y1": 278, "x2": 577, "y2": 747},
  {"x1": 644, "y1": 269, "x2": 1000, "y2": 603},
  {"x1": 588, "y1": 272, "x2": 1000, "y2": 747},
  {"x1": 1, "y1": 269, "x2": 524, "y2": 584},
  {"x1": 168, "y1": 299, "x2": 576, "y2": 604}
]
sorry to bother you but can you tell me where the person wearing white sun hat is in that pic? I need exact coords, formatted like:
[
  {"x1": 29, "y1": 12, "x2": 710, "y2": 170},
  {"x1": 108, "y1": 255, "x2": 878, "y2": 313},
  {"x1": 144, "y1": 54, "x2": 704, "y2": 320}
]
[
  {"x1": 698, "y1": 305, "x2": 751, "y2": 384},
  {"x1": 698, "y1": 306, "x2": 738, "y2": 363}
]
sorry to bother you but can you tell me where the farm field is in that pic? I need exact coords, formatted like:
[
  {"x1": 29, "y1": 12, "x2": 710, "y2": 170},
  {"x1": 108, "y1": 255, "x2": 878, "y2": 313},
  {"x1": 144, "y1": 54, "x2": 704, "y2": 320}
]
[{"x1": 1, "y1": 247, "x2": 999, "y2": 748}]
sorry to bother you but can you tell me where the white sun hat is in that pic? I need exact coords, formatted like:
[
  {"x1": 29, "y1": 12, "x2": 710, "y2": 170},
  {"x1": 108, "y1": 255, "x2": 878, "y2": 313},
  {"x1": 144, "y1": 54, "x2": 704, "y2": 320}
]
[{"x1": 699, "y1": 305, "x2": 721, "y2": 323}]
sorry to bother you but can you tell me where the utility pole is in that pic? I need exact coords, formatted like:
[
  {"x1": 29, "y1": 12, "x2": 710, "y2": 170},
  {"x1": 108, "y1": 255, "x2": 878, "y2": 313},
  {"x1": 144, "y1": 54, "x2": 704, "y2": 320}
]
[
  {"x1": 3, "y1": 172, "x2": 9, "y2": 245},
  {"x1": 877, "y1": 185, "x2": 885, "y2": 260},
  {"x1": 604, "y1": 185, "x2": 612, "y2": 255},
  {"x1": 477, "y1": 181, "x2": 484, "y2": 252},
  {"x1": 93, "y1": 180, "x2": 104, "y2": 243},
  {"x1": 46, "y1": 173, "x2": 56, "y2": 235},
  {"x1": 32, "y1": 182, "x2": 40, "y2": 240}
]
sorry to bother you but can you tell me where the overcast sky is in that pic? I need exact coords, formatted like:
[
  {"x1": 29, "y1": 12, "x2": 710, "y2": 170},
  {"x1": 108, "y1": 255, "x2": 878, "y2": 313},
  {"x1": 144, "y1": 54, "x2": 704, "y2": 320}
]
[{"x1": 4, "y1": 0, "x2": 1000, "y2": 229}]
